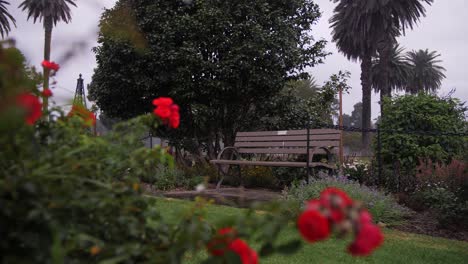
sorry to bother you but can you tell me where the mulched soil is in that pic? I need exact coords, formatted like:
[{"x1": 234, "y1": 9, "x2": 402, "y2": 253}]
[{"x1": 142, "y1": 183, "x2": 468, "y2": 241}]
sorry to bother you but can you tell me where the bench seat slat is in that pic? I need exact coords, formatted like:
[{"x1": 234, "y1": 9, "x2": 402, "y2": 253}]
[
  {"x1": 235, "y1": 141, "x2": 339, "y2": 148},
  {"x1": 236, "y1": 129, "x2": 340, "y2": 137},
  {"x1": 236, "y1": 134, "x2": 340, "y2": 142},
  {"x1": 237, "y1": 148, "x2": 334, "y2": 154},
  {"x1": 210, "y1": 160, "x2": 336, "y2": 169}
]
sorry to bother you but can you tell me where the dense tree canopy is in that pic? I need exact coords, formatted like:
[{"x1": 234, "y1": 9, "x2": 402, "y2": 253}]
[
  {"x1": 378, "y1": 94, "x2": 467, "y2": 169},
  {"x1": 90, "y1": 0, "x2": 328, "y2": 158}
]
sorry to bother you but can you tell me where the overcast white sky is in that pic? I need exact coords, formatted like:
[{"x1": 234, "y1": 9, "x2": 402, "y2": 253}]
[{"x1": 8, "y1": 0, "x2": 468, "y2": 119}]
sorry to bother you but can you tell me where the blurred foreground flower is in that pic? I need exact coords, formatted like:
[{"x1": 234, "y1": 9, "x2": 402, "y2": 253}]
[
  {"x1": 41, "y1": 60, "x2": 60, "y2": 71},
  {"x1": 207, "y1": 227, "x2": 258, "y2": 264},
  {"x1": 16, "y1": 93, "x2": 42, "y2": 125},
  {"x1": 298, "y1": 187, "x2": 384, "y2": 256},
  {"x1": 41, "y1": 88, "x2": 53, "y2": 98},
  {"x1": 152, "y1": 97, "x2": 180, "y2": 129}
]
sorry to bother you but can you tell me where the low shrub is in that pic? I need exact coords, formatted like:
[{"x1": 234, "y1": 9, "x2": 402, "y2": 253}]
[
  {"x1": 242, "y1": 166, "x2": 278, "y2": 189},
  {"x1": 141, "y1": 165, "x2": 204, "y2": 191},
  {"x1": 409, "y1": 158, "x2": 468, "y2": 228},
  {"x1": 285, "y1": 177, "x2": 410, "y2": 226},
  {"x1": 412, "y1": 188, "x2": 468, "y2": 229}
]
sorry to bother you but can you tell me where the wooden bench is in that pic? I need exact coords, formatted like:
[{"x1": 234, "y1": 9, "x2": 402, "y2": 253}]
[{"x1": 210, "y1": 129, "x2": 341, "y2": 185}]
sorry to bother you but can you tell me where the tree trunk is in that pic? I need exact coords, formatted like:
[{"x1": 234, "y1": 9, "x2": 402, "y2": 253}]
[
  {"x1": 378, "y1": 41, "x2": 392, "y2": 117},
  {"x1": 361, "y1": 55, "x2": 372, "y2": 155},
  {"x1": 43, "y1": 16, "x2": 53, "y2": 114}
]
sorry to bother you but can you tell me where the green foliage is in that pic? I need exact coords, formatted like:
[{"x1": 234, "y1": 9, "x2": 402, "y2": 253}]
[
  {"x1": 378, "y1": 94, "x2": 467, "y2": 169},
  {"x1": 242, "y1": 166, "x2": 278, "y2": 189},
  {"x1": 89, "y1": 0, "x2": 328, "y2": 158},
  {"x1": 141, "y1": 165, "x2": 204, "y2": 191},
  {"x1": 258, "y1": 71, "x2": 351, "y2": 130},
  {"x1": 286, "y1": 177, "x2": 410, "y2": 226},
  {"x1": 0, "y1": 42, "x2": 40, "y2": 98},
  {"x1": 413, "y1": 188, "x2": 468, "y2": 229}
]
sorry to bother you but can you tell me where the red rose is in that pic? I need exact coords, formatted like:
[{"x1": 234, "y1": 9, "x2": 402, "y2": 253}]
[
  {"x1": 41, "y1": 60, "x2": 60, "y2": 71},
  {"x1": 152, "y1": 97, "x2": 173, "y2": 107},
  {"x1": 319, "y1": 187, "x2": 353, "y2": 223},
  {"x1": 154, "y1": 106, "x2": 171, "y2": 119},
  {"x1": 320, "y1": 187, "x2": 353, "y2": 208},
  {"x1": 305, "y1": 199, "x2": 321, "y2": 211},
  {"x1": 358, "y1": 210, "x2": 373, "y2": 225},
  {"x1": 228, "y1": 239, "x2": 258, "y2": 264},
  {"x1": 16, "y1": 93, "x2": 42, "y2": 125},
  {"x1": 42, "y1": 88, "x2": 53, "y2": 97},
  {"x1": 348, "y1": 224, "x2": 384, "y2": 256},
  {"x1": 207, "y1": 227, "x2": 237, "y2": 256},
  {"x1": 297, "y1": 210, "x2": 330, "y2": 243},
  {"x1": 169, "y1": 104, "x2": 180, "y2": 128},
  {"x1": 152, "y1": 97, "x2": 180, "y2": 129}
]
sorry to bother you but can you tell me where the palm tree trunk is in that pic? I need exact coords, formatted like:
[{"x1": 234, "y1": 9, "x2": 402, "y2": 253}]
[
  {"x1": 378, "y1": 41, "x2": 392, "y2": 117},
  {"x1": 43, "y1": 16, "x2": 53, "y2": 114},
  {"x1": 361, "y1": 55, "x2": 372, "y2": 155}
]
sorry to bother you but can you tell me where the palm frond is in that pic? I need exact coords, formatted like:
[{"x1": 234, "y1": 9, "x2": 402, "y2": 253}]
[
  {"x1": 0, "y1": 0, "x2": 16, "y2": 38},
  {"x1": 405, "y1": 49, "x2": 446, "y2": 94},
  {"x1": 372, "y1": 44, "x2": 411, "y2": 93},
  {"x1": 19, "y1": 0, "x2": 76, "y2": 26}
]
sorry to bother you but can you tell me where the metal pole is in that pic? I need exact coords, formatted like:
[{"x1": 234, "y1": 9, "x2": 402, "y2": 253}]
[
  {"x1": 149, "y1": 131, "x2": 153, "y2": 149},
  {"x1": 377, "y1": 125, "x2": 382, "y2": 185},
  {"x1": 306, "y1": 119, "x2": 311, "y2": 183},
  {"x1": 339, "y1": 87, "x2": 344, "y2": 165}
]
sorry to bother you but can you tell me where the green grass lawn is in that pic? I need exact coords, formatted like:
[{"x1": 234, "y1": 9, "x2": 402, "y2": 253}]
[{"x1": 150, "y1": 197, "x2": 468, "y2": 264}]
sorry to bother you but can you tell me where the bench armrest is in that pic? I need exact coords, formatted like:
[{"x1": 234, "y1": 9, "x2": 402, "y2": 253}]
[{"x1": 216, "y1": 147, "x2": 239, "y2": 160}]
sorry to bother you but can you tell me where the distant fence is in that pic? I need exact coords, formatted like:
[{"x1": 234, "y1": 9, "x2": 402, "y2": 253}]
[{"x1": 141, "y1": 123, "x2": 467, "y2": 190}]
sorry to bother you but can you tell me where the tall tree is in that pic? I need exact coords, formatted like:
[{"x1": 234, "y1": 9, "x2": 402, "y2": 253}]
[
  {"x1": 330, "y1": 0, "x2": 433, "y2": 152},
  {"x1": 19, "y1": 0, "x2": 76, "y2": 112},
  {"x1": 405, "y1": 49, "x2": 446, "y2": 94},
  {"x1": 90, "y1": 0, "x2": 327, "y2": 159},
  {"x1": 0, "y1": 0, "x2": 15, "y2": 39},
  {"x1": 372, "y1": 44, "x2": 411, "y2": 95}
]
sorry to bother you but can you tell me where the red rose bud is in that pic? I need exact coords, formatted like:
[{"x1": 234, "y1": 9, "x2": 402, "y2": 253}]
[
  {"x1": 228, "y1": 239, "x2": 258, "y2": 264},
  {"x1": 305, "y1": 199, "x2": 321, "y2": 211},
  {"x1": 297, "y1": 210, "x2": 330, "y2": 243},
  {"x1": 42, "y1": 88, "x2": 53, "y2": 97},
  {"x1": 320, "y1": 187, "x2": 353, "y2": 209},
  {"x1": 16, "y1": 93, "x2": 42, "y2": 125},
  {"x1": 41, "y1": 60, "x2": 60, "y2": 71},
  {"x1": 207, "y1": 227, "x2": 237, "y2": 256},
  {"x1": 358, "y1": 210, "x2": 373, "y2": 225},
  {"x1": 154, "y1": 106, "x2": 171, "y2": 119},
  {"x1": 152, "y1": 97, "x2": 180, "y2": 129},
  {"x1": 152, "y1": 97, "x2": 173, "y2": 106},
  {"x1": 348, "y1": 224, "x2": 384, "y2": 256}
]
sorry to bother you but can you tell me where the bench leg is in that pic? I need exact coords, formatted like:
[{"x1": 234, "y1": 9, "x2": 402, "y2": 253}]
[
  {"x1": 238, "y1": 165, "x2": 243, "y2": 188},
  {"x1": 216, "y1": 164, "x2": 226, "y2": 190}
]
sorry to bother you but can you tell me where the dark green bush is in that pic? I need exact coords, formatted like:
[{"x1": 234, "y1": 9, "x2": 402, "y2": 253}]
[{"x1": 413, "y1": 188, "x2": 468, "y2": 229}]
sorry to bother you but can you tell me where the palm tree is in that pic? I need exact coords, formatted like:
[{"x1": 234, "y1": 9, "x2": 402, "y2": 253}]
[
  {"x1": 19, "y1": 0, "x2": 76, "y2": 112},
  {"x1": 405, "y1": 49, "x2": 446, "y2": 94},
  {"x1": 330, "y1": 0, "x2": 433, "y2": 152},
  {"x1": 0, "y1": 0, "x2": 15, "y2": 38},
  {"x1": 372, "y1": 44, "x2": 411, "y2": 95}
]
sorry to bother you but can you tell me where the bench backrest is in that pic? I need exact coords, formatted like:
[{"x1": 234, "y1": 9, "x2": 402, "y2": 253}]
[{"x1": 234, "y1": 129, "x2": 341, "y2": 155}]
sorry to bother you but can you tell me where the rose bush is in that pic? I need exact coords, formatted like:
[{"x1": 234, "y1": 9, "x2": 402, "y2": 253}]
[{"x1": 0, "y1": 46, "x2": 384, "y2": 263}]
